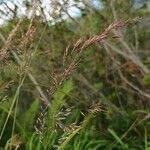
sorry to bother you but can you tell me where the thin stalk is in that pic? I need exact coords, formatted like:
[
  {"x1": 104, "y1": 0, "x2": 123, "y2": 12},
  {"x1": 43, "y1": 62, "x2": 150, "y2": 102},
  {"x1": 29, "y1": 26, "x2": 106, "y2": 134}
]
[
  {"x1": 0, "y1": 32, "x2": 49, "y2": 105},
  {"x1": 0, "y1": 75, "x2": 25, "y2": 141}
]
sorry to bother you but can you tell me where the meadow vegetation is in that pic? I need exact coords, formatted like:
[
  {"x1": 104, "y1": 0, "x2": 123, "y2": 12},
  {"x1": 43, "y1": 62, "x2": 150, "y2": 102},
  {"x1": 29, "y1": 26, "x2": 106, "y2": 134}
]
[{"x1": 0, "y1": 0, "x2": 150, "y2": 149}]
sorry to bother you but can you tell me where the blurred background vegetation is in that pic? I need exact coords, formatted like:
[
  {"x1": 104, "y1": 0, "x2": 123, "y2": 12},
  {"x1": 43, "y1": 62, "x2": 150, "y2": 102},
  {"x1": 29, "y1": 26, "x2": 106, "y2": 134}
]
[{"x1": 0, "y1": 0, "x2": 150, "y2": 149}]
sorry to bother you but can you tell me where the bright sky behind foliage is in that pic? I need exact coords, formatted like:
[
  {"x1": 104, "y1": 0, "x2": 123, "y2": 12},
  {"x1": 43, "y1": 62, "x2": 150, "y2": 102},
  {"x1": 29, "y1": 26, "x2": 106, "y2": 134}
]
[
  {"x1": 0, "y1": 0, "x2": 83, "y2": 25},
  {"x1": 0, "y1": 0, "x2": 148, "y2": 25}
]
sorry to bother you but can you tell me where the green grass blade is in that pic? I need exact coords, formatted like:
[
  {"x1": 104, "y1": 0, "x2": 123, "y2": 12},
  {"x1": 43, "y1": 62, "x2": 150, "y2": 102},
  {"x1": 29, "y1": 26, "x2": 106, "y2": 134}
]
[
  {"x1": 108, "y1": 128, "x2": 129, "y2": 150},
  {"x1": 58, "y1": 127, "x2": 82, "y2": 150}
]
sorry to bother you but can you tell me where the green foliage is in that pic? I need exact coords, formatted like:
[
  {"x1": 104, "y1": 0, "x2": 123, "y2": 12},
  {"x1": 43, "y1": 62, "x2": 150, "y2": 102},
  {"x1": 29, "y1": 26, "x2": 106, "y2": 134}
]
[
  {"x1": 18, "y1": 99, "x2": 39, "y2": 132},
  {"x1": 0, "y1": 0, "x2": 150, "y2": 149},
  {"x1": 48, "y1": 78, "x2": 74, "y2": 128},
  {"x1": 108, "y1": 128, "x2": 129, "y2": 150},
  {"x1": 142, "y1": 74, "x2": 150, "y2": 86}
]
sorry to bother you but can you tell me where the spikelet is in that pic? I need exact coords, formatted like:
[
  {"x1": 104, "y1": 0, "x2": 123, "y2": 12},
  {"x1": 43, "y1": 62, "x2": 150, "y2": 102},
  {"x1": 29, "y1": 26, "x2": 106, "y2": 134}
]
[{"x1": 34, "y1": 101, "x2": 49, "y2": 141}]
